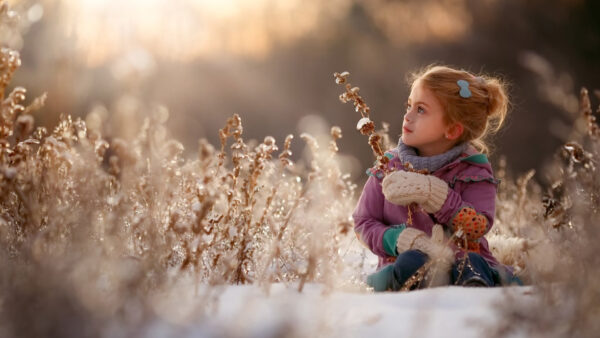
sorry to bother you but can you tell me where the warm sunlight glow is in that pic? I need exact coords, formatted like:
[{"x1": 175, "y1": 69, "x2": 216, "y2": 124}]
[
  {"x1": 49, "y1": 0, "x2": 350, "y2": 66},
  {"x1": 362, "y1": 0, "x2": 473, "y2": 45}
]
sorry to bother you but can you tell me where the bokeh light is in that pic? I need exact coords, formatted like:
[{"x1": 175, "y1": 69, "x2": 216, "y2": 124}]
[{"x1": 49, "y1": 0, "x2": 351, "y2": 65}]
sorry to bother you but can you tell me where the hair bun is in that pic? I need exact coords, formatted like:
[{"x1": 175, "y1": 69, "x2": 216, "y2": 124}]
[
  {"x1": 474, "y1": 76, "x2": 494, "y2": 116},
  {"x1": 483, "y1": 77, "x2": 508, "y2": 127}
]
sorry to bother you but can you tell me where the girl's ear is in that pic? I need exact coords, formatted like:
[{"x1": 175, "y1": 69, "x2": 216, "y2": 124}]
[{"x1": 445, "y1": 122, "x2": 464, "y2": 140}]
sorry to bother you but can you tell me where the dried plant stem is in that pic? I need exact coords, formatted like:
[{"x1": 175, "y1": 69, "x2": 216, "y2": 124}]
[
  {"x1": 234, "y1": 138, "x2": 278, "y2": 284},
  {"x1": 516, "y1": 170, "x2": 536, "y2": 225},
  {"x1": 297, "y1": 254, "x2": 316, "y2": 293},
  {"x1": 580, "y1": 87, "x2": 599, "y2": 137},
  {"x1": 334, "y1": 71, "x2": 391, "y2": 174}
]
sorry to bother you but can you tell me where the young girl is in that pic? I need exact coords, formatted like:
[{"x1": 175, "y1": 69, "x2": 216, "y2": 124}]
[{"x1": 353, "y1": 65, "x2": 518, "y2": 291}]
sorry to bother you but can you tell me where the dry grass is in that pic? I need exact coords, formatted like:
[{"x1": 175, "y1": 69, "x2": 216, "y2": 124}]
[
  {"x1": 0, "y1": 14, "x2": 359, "y2": 335},
  {"x1": 487, "y1": 88, "x2": 600, "y2": 338}
]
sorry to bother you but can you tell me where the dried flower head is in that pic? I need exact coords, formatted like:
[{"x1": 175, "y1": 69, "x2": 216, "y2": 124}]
[
  {"x1": 563, "y1": 141, "x2": 595, "y2": 171},
  {"x1": 356, "y1": 117, "x2": 375, "y2": 136},
  {"x1": 333, "y1": 71, "x2": 349, "y2": 85},
  {"x1": 329, "y1": 126, "x2": 342, "y2": 154}
]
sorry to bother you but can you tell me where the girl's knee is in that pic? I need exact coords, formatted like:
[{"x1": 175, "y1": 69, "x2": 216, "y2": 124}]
[
  {"x1": 466, "y1": 252, "x2": 484, "y2": 262},
  {"x1": 392, "y1": 249, "x2": 429, "y2": 290},
  {"x1": 396, "y1": 249, "x2": 428, "y2": 266}
]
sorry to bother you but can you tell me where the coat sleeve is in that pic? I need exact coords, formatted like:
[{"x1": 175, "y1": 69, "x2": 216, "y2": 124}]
[
  {"x1": 352, "y1": 175, "x2": 391, "y2": 258},
  {"x1": 433, "y1": 174, "x2": 497, "y2": 235}
]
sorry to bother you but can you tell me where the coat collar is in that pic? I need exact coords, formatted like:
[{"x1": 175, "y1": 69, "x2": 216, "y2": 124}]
[{"x1": 433, "y1": 145, "x2": 491, "y2": 174}]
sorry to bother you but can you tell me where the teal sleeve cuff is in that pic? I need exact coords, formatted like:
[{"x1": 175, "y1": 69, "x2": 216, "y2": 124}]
[{"x1": 382, "y1": 225, "x2": 406, "y2": 256}]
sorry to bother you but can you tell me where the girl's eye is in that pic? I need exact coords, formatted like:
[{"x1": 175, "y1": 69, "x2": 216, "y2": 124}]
[
  {"x1": 417, "y1": 106, "x2": 425, "y2": 114},
  {"x1": 405, "y1": 103, "x2": 411, "y2": 111}
]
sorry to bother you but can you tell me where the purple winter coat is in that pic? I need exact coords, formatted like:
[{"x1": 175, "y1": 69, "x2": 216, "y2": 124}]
[{"x1": 353, "y1": 145, "x2": 501, "y2": 270}]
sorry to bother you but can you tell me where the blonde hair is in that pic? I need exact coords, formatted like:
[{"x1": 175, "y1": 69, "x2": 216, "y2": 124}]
[{"x1": 409, "y1": 64, "x2": 509, "y2": 154}]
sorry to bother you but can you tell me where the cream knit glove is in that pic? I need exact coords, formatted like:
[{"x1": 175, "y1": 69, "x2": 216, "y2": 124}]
[
  {"x1": 396, "y1": 225, "x2": 455, "y2": 286},
  {"x1": 382, "y1": 171, "x2": 449, "y2": 213},
  {"x1": 396, "y1": 225, "x2": 453, "y2": 262}
]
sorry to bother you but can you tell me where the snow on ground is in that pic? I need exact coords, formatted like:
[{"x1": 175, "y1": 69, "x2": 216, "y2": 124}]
[
  {"x1": 147, "y1": 279, "x2": 532, "y2": 338},
  {"x1": 142, "y1": 238, "x2": 533, "y2": 337}
]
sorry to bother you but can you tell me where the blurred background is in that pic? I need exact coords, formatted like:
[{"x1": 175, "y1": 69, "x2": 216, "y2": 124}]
[{"x1": 2, "y1": 0, "x2": 599, "y2": 184}]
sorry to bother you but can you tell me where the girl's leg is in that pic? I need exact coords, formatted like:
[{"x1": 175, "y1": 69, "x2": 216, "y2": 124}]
[
  {"x1": 451, "y1": 252, "x2": 497, "y2": 287},
  {"x1": 494, "y1": 264, "x2": 524, "y2": 286},
  {"x1": 391, "y1": 249, "x2": 429, "y2": 291},
  {"x1": 366, "y1": 250, "x2": 428, "y2": 292},
  {"x1": 366, "y1": 265, "x2": 395, "y2": 292}
]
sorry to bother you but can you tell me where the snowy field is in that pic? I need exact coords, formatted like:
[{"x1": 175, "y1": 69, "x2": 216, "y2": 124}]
[
  {"x1": 146, "y1": 279, "x2": 532, "y2": 338},
  {"x1": 136, "y1": 238, "x2": 533, "y2": 338}
]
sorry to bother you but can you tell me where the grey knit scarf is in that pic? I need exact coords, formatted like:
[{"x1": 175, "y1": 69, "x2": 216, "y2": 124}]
[{"x1": 397, "y1": 139, "x2": 468, "y2": 172}]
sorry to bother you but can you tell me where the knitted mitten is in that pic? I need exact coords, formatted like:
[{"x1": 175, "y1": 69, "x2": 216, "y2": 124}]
[
  {"x1": 382, "y1": 171, "x2": 449, "y2": 213},
  {"x1": 396, "y1": 225, "x2": 454, "y2": 264},
  {"x1": 396, "y1": 225, "x2": 454, "y2": 286}
]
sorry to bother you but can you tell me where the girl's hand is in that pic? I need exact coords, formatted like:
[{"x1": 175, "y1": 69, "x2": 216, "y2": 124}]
[
  {"x1": 381, "y1": 171, "x2": 449, "y2": 213},
  {"x1": 396, "y1": 224, "x2": 454, "y2": 268}
]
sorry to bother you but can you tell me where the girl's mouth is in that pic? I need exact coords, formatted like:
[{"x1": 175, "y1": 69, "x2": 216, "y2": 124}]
[{"x1": 403, "y1": 127, "x2": 412, "y2": 133}]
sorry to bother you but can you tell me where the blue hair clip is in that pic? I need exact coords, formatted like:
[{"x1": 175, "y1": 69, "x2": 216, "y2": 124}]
[{"x1": 457, "y1": 80, "x2": 471, "y2": 98}]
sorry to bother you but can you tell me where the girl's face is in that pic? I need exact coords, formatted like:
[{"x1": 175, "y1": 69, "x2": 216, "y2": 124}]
[{"x1": 401, "y1": 80, "x2": 460, "y2": 157}]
